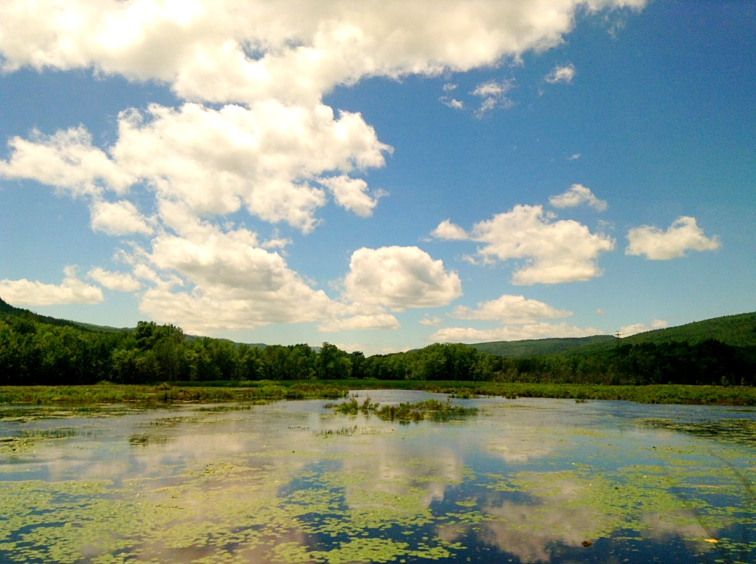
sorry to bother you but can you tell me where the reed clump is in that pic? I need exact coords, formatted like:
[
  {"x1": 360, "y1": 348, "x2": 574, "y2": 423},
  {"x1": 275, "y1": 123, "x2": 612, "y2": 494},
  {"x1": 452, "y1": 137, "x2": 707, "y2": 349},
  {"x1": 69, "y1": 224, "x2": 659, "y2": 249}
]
[{"x1": 327, "y1": 397, "x2": 477, "y2": 423}]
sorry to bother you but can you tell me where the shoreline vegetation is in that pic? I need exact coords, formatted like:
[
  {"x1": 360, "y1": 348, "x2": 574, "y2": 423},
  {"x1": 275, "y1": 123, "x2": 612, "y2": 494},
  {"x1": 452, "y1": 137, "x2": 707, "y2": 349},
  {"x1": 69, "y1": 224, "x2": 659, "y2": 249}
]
[
  {"x1": 2, "y1": 298, "x2": 756, "y2": 406},
  {"x1": 3, "y1": 381, "x2": 756, "y2": 406}
]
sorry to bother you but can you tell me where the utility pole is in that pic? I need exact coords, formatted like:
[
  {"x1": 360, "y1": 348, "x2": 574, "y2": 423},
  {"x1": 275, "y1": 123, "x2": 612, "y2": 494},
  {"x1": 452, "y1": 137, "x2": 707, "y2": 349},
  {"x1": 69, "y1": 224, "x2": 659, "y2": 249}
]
[{"x1": 613, "y1": 331, "x2": 623, "y2": 350}]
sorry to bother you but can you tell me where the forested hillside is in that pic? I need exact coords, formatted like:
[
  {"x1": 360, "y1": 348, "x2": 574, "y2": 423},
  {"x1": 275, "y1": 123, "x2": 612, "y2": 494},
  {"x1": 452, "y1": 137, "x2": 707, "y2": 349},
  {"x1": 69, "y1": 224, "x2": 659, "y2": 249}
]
[
  {"x1": 472, "y1": 312, "x2": 756, "y2": 359},
  {"x1": 472, "y1": 335, "x2": 615, "y2": 358},
  {"x1": 619, "y1": 312, "x2": 756, "y2": 348}
]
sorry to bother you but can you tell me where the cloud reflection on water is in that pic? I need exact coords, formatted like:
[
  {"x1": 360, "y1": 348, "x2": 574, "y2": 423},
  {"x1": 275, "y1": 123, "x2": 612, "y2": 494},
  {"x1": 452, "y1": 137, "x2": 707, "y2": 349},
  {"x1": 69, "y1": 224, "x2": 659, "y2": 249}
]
[{"x1": 0, "y1": 397, "x2": 753, "y2": 563}]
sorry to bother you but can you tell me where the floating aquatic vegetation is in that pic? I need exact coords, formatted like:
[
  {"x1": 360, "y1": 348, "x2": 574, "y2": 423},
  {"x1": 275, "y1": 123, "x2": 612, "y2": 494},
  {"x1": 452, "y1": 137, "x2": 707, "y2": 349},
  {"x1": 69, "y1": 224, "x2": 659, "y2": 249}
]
[
  {"x1": 639, "y1": 417, "x2": 756, "y2": 445},
  {"x1": 0, "y1": 405, "x2": 144, "y2": 422},
  {"x1": 313, "y1": 426, "x2": 392, "y2": 438}
]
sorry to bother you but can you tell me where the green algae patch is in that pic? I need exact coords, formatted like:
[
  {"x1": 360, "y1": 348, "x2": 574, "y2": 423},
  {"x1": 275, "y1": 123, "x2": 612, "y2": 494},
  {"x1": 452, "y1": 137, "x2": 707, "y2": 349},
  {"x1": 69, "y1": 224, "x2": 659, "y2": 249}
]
[
  {"x1": 310, "y1": 538, "x2": 410, "y2": 563},
  {"x1": 639, "y1": 417, "x2": 756, "y2": 445}
]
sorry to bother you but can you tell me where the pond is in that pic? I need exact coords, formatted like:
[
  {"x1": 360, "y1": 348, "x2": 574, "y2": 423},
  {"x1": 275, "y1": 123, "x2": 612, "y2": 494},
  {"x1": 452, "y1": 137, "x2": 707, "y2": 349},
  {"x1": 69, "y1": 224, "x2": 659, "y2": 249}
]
[{"x1": 1, "y1": 390, "x2": 756, "y2": 564}]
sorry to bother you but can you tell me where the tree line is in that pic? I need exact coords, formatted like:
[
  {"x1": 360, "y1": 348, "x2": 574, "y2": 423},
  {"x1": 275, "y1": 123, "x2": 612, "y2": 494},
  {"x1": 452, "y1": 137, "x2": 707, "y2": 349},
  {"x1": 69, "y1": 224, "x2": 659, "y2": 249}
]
[{"x1": 0, "y1": 314, "x2": 754, "y2": 386}]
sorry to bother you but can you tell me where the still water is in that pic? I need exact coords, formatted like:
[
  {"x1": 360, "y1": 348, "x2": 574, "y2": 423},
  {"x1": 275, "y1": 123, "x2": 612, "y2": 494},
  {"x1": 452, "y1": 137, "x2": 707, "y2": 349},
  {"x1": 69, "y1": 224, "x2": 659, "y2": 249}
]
[{"x1": 1, "y1": 390, "x2": 756, "y2": 564}]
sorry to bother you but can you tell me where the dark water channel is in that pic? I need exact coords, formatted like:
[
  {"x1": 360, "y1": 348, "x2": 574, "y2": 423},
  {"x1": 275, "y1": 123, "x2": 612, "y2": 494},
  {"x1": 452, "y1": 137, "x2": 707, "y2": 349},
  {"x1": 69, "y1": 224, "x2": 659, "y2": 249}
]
[{"x1": 1, "y1": 391, "x2": 756, "y2": 563}]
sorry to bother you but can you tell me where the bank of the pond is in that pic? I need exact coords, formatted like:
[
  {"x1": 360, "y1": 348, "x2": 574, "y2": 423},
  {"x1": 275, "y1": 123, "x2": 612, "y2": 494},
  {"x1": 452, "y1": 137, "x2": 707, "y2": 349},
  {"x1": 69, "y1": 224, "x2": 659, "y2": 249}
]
[
  {"x1": 1, "y1": 381, "x2": 756, "y2": 406},
  {"x1": 0, "y1": 382, "x2": 349, "y2": 405}
]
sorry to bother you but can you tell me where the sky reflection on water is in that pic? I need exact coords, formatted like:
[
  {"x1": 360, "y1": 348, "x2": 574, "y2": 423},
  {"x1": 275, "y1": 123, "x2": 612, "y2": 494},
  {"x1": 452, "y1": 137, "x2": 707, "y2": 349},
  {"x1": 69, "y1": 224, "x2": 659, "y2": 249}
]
[{"x1": 1, "y1": 391, "x2": 756, "y2": 563}]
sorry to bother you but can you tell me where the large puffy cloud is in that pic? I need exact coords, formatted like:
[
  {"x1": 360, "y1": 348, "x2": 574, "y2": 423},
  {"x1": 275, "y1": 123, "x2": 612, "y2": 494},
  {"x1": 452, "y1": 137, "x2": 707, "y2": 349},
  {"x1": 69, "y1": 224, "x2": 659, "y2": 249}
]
[
  {"x1": 0, "y1": 102, "x2": 390, "y2": 233},
  {"x1": 451, "y1": 294, "x2": 571, "y2": 324},
  {"x1": 433, "y1": 205, "x2": 615, "y2": 285},
  {"x1": 431, "y1": 322, "x2": 601, "y2": 343},
  {"x1": 0, "y1": 266, "x2": 103, "y2": 306},
  {"x1": 625, "y1": 216, "x2": 721, "y2": 260},
  {"x1": 134, "y1": 212, "x2": 338, "y2": 332},
  {"x1": 0, "y1": 0, "x2": 646, "y2": 105},
  {"x1": 344, "y1": 246, "x2": 462, "y2": 311}
]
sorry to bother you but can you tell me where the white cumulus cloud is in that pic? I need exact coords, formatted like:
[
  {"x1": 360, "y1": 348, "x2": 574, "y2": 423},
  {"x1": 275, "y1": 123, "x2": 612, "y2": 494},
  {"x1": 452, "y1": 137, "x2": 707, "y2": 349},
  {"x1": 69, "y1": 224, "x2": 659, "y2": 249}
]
[
  {"x1": 90, "y1": 200, "x2": 153, "y2": 236},
  {"x1": 88, "y1": 267, "x2": 142, "y2": 292},
  {"x1": 438, "y1": 205, "x2": 615, "y2": 285},
  {"x1": 0, "y1": 266, "x2": 103, "y2": 306},
  {"x1": 619, "y1": 318, "x2": 668, "y2": 337},
  {"x1": 0, "y1": 102, "x2": 390, "y2": 234},
  {"x1": 549, "y1": 184, "x2": 607, "y2": 211},
  {"x1": 440, "y1": 97, "x2": 465, "y2": 110},
  {"x1": 0, "y1": 0, "x2": 649, "y2": 332},
  {"x1": 451, "y1": 294, "x2": 572, "y2": 324},
  {"x1": 431, "y1": 322, "x2": 601, "y2": 343},
  {"x1": 545, "y1": 63, "x2": 576, "y2": 84},
  {"x1": 344, "y1": 246, "x2": 462, "y2": 311},
  {"x1": 419, "y1": 315, "x2": 443, "y2": 327},
  {"x1": 472, "y1": 79, "x2": 515, "y2": 116},
  {"x1": 430, "y1": 219, "x2": 469, "y2": 241},
  {"x1": 319, "y1": 175, "x2": 385, "y2": 218},
  {"x1": 626, "y1": 216, "x2": 721, "y2": 260},
  {"x1": 0, "y1": 127, "x2": 133, "y2": 197},
  {"x1": 0, "y1": 1, "x2": 646, "y2": 105},
  {"x1": 118, "y1": 210, "x2": 340, "y2": 333},
  {"x1": 318, "y1": 314, "x2": 400, "y2": 333}
]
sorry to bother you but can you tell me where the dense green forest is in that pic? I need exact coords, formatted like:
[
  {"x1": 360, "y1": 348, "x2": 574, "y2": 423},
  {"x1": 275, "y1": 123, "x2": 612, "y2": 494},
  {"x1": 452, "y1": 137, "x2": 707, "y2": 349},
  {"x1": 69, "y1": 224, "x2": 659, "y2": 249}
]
[{"x1": 1, "y1": 298, "x2": 755, "y2": 386}]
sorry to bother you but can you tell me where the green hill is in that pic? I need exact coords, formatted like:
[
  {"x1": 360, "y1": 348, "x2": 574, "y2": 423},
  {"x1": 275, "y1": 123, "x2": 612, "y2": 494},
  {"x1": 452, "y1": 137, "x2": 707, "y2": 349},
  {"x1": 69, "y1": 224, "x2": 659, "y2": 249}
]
[
  {"x1": 619, "y1": 312, "x2": 756, "y2": 348},
  {"x1": 470, "y1": 311, "x2": 756, "y2": 359},
  {"x1": 0, "y1": 296, "x2": 268, "y2": 348},
  {"x1": 0, "y1": 297, "x2": 125, "y2": 333},
  {"x1": 564, "y1": 311, "x2": 756, "y2": 357},
  {"x1": 472, "y1": 335, "x2": 614, "y2": 358}
]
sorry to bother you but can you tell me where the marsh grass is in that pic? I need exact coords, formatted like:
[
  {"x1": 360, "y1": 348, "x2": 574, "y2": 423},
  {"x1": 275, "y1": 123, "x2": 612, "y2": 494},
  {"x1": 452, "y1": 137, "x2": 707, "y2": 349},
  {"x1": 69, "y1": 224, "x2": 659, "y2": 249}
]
[
  {"x1": 0, "y1": 382, "x2": 349, "y2": 406},
  {"x1": 327, "y1": 397, "x2": 478, "y2": 423},
  {"x1": 315, "y1": 380, "x2": 756, "y2": 406},
  {"x1": 2, "y1": 382, "x2": 756, "y2": 407},
  {"x1": 18, "y1": 427, "x2": 89, "y2": 439}
]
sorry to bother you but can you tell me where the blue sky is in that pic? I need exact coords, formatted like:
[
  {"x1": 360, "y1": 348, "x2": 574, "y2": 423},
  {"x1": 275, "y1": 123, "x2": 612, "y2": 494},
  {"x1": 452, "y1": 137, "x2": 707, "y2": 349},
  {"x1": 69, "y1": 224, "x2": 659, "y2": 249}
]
[{"x1": 0, "y1": 0, "x2": 753, "y2": 354}]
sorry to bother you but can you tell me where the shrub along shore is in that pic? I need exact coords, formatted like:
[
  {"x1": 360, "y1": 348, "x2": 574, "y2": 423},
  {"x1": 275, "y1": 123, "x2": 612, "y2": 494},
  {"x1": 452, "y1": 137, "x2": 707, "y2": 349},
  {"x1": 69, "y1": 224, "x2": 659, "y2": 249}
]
[{"x1": 2, "y1": 381, "x2": 756, "y2": 406}]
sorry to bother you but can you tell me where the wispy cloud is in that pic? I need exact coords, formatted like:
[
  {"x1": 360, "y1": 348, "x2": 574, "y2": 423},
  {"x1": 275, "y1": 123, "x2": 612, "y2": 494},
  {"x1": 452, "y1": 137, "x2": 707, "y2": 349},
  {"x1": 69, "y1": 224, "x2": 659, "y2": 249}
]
[{"x1": 545, "y1": 64, "x2": 576, "y2": 84}]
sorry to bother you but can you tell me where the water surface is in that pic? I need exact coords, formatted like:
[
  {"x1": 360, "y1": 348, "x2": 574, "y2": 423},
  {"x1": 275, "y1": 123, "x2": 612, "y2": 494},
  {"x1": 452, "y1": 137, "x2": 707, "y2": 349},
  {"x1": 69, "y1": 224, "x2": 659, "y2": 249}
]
[{"x1": 1, "y1": 391, "x2": 756, "y2": 563}]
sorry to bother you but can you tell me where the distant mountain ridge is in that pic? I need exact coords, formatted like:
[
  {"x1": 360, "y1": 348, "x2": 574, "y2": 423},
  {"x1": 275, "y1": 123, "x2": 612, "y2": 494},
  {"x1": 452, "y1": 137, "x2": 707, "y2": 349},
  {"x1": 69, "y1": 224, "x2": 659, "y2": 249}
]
[{"x1": 471, "y1": 311, "x2": 756, "y2": 359}]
